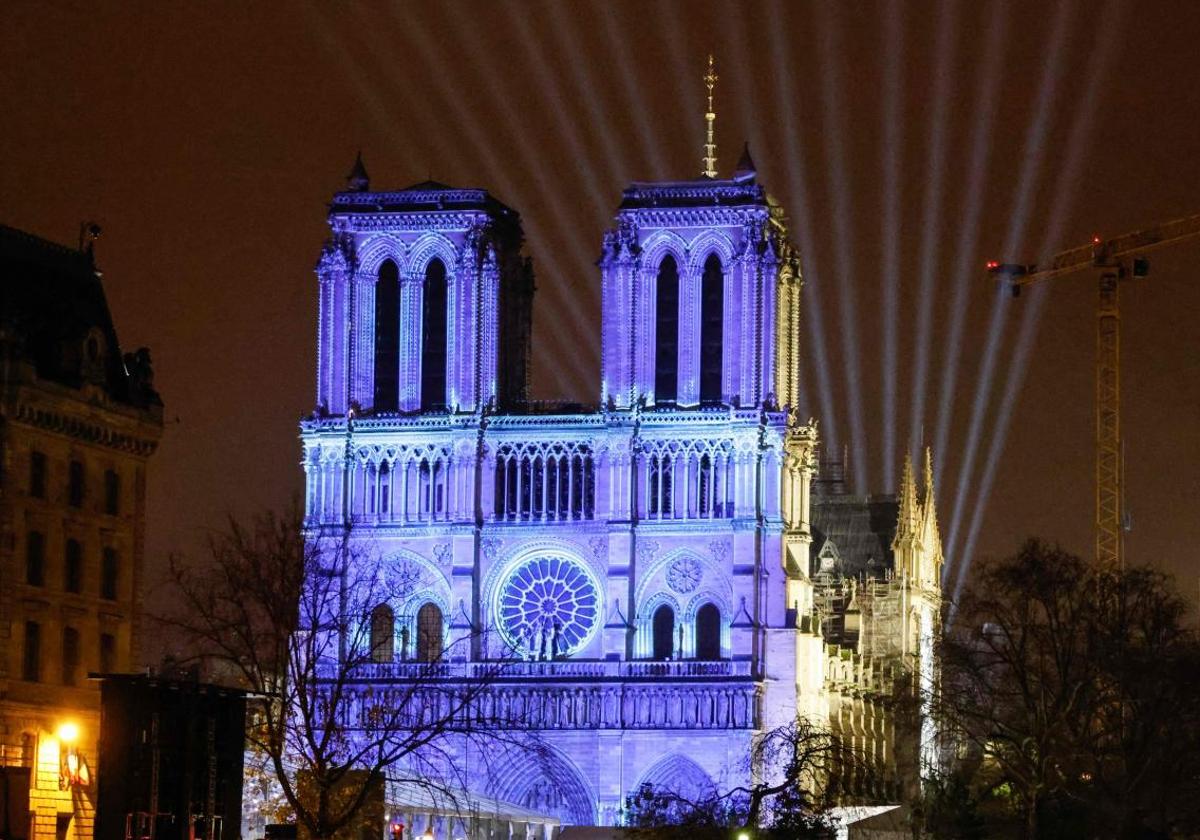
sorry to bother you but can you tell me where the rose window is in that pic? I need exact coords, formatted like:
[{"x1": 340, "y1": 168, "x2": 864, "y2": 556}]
[
  {"x1": 497, "y1": 555, "x2": 600, "y2": 657},
  {"x1": 667, "y1": 556, "x2": 702, "y2": 593}
]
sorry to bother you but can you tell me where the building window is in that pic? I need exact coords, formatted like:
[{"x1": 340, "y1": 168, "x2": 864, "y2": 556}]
[
  {"x1": 647, "y1": 454, "x2": 674, "y2": 518},
  {"x1": 654, "y1": 255, "x2": 680, "y2": 404},
  {"x1": 65, "y1": 539, "x2": 83, "y2": 593},
  {"x1": 62, "y1": 626, "x2": 79, "y2": 686},
  {"x1": 26, "y1": 530, "x2": 45, "y2": 586},
  {"x1": 370, "y1": 604, "x2": 394, "y2": 664},
  {"x1": 373, "y1": 259, "x2": 400, "y2": 412},
  {"x1": 420, "y1": 258, "x2": 448, "y2": 412},
  {"x1": 102, "y1": 547, "x2": 119, "y2": 600},
  {"x1": 104, "y1": 469, "x2": 120, "y2": 515},
  {"x1": 68, "y1": 460, "x2": 85, "y2": 508},
  {"x1": 697, "y1": 454, "x2": 713, "y2": 516},
  {"x1": 699, "y1": 254, "x2": 724, "y2": 404},
  {"x1": 416, "y1": 602, "x2": 444, "y2": 662},
  {"x1": 652, "y1": 604, "x2": 675, "y2": 661},
  {"x1": 99, "y1": 632, "x2": 116, "y2": 673},
  {"x1": 696, "y1": 603, "x2": 722, "y2": 661},
  {"x1": 22, "y1": 621, "x2": 40, "y2": 682},
  {"x1": 30, "y1": 450, "x2": 46, "y2": 499}
]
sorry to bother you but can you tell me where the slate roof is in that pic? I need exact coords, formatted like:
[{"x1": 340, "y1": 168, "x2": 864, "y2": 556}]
[
  {"x1": 0, "y1": 224, "x2": 160, "y2": 408},
  {"x1": 810, "y1": 464, "x2": 898, "y2": 579}
]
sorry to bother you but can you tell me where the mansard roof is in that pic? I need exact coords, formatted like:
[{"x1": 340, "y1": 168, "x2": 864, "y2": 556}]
[{"x1": 0, "y1": 224, "x2": 161, "y2": 409}]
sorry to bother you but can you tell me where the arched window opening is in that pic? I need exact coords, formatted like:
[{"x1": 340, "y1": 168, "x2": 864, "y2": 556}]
[
  {"x1": 699, "y1": 254, "x2": 724, "y2": 404},
  {"x1": 652, "y1": 604, "x2": 675, "y2": 660},
  {"x1": 696, "y1": 603, "x2": 721, "y2": 661},
  {"x1": 494, "y1": 445, "x2": 595, "y2": 521},
  {"x1": 654, "y1": 256, "x2": 680, "y2": 404},
  {"x1": 698, "y1": 454, "x2": 713, "y2": 516},
  {"x1": 416, "y1": 602, "x2": 444, "y2": 662},
  {"x1": 370, "y1": 604, "x2": 394, "y2": 664},
  {"x1": 421, "y1": 259, "x2": 448, "y2": 411},
  {"x1": 648, "y1": 454, "x2": 674, "y2": 518},
  {"x1": 374, "y1": 260, "x2": 400, "y2": 412},
  {"x1": 378, "y1": 462, "x2": 391, "y2": 515}
]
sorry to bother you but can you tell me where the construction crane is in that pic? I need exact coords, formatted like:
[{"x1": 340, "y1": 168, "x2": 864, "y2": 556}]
[{"x1": 986, "y1": 212, "x2": 1200, "y2": 568}]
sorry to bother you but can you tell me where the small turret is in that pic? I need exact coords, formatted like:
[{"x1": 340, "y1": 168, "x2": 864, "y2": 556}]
[
  {"x1": 346, "y1": 151, "x2": 370, "y2": 192},
  {"x1": 733, "y1": 142, "x2": 757, "y2": 183}
]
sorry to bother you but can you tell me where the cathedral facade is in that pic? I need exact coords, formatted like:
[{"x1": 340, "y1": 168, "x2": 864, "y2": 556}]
[{"x1": 300, "y1": 151, "x2": 942, "y2": 827}]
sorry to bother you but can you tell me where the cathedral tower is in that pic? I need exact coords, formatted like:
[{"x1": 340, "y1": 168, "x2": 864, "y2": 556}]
[
  {"x1": 599, "y1": 145, "x2": 802, "y2": 412},
  {"x1": 314, "y1": 161, "x2": 533, "y2": 418}
]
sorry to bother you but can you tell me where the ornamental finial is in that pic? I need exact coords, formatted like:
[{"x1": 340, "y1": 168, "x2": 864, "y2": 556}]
[{"x1": 702, "y1": 54, "x2": 718, "y2": 178}]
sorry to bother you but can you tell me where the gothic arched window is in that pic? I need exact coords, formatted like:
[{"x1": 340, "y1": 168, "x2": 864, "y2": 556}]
[
  {"x1": 652, "y1": 604, "x2": 675, "y2": 660},
  {"x1": 654, "y1": 255, "x2": 679, "y2": 404},
  {"x1": 370, "y1": 604, "x2": 394, "y2": 663},
  {"x1": 416, "y1": 602, "x2": 444, "y2": 662},
  {"x1": 696, "y1": 603, "x2": 721, "y2": 661},
  {"x1": 421, "y1": 259, "x2": 448, "y2": 411},
  {"x1": 699, "y1": 254, "x2": 724, "y2": 404},
  {"x1": 374, "y1": 260, "x2": 400, "y2": 412}
]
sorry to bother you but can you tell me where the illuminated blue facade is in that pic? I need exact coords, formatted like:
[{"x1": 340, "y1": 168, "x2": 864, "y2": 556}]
[{"x1": 300, "y1": 156, "x2": 941, "y2": 826}]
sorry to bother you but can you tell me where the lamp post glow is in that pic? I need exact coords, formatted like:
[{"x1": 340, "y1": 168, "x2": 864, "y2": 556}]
[
  {"x1": 56, "y1": 721, "x2": 83, "y2": 789},
  {"x1": 56, "y1": 721, "x2": 80, "y2": 744}
]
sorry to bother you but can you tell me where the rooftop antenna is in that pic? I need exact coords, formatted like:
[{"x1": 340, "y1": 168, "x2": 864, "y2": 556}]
[
  {"x1": 702, "y1": 54, "x2": 718, "y2": 178},
  {"x1": 78, "y1": 221, "x2": 101, "y2": 255}
]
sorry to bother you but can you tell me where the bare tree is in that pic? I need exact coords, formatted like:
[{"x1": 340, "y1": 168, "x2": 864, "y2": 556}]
[
  {"x1": 160, "y1": 508, "x2": 531, "y2": 840},
  {"x1": 934, "y1": 539, "x2": 1200, "y2": 838}
]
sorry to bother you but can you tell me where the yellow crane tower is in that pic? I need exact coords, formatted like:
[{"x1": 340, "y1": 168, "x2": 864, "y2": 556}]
[{"x1": 987, "y1": 212, "x2": 1200, "y2": 568}]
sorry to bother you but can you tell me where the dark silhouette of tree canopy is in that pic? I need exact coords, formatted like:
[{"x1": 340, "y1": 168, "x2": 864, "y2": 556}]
[
  {"x1": 932, "y1": 539, "x2": 1200, "y2": 839},
  {"x1": 625, "y1": 717, "x2": 854, "y2": 840}
]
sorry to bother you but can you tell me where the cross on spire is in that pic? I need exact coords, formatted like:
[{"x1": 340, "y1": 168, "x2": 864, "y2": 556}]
[{"x1": 702, "y1": 54, "x2": 718, "y2": 178}]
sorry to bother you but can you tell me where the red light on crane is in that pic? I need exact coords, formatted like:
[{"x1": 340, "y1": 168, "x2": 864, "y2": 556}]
[{"x1": 986, "y1": 260, "x2": 999, "y2": 270}]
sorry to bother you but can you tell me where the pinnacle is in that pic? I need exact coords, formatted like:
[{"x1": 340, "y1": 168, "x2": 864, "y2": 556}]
[
  {"x1": 922, "y1": 447, "x2": 937, "y2": 512},
  {"x1": 897, "y1": 452, "x2": 920, "y2": 535}
]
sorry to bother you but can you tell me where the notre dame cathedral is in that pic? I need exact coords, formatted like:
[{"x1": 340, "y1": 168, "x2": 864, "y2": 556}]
[{"x1": 299, "y1": 125, "x2": 943, "y2": 827}]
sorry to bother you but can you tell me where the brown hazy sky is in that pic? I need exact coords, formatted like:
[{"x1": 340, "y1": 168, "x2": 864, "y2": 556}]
[{"x1": 3, "y1": 0, "x2": 1199, "y2": 628}]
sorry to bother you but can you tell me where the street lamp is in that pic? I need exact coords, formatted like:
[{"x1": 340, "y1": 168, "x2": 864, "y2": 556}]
[{"x1": 57, "y1": 721, "x2": 83, "y2": 789}]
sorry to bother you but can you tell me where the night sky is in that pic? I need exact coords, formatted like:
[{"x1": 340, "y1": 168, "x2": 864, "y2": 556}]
[{"x1": 3, "y1": 1, "x2": 1199, "y2": 623}]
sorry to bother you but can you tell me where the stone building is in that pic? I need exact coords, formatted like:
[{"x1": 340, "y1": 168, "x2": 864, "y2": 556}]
[
  {"x1": 299, "y1": 143, "x2": 942, "y2": 827},
  {"x1": 0, "y1": 225, "x2": 163, "y2": 840}
]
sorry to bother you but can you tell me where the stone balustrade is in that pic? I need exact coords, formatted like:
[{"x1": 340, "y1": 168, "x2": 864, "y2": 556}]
[
  {"x1": 347, "y1": 658, "x2": 754, "y2": 681},
  {"x1": 339, "y1": 681, "x2": 760, "y2": 732}
]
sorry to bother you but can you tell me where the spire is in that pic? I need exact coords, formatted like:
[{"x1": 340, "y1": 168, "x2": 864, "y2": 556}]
[
  {"x1": 702, "y1": 54, "x2": 719, "y2": 178},
  {"x1": 921, "y1": 446, "x2": 944, "y2": 573},
  {"x1": 733, "y1": 141, "x2": 756, "y2": 182},
  {"x1": 346, "y1": 151, "x2": 369, "y2": 192},
  {"x1": 896, "y1": 452, "x2": 920, "y2": 537},
  {"x1": 922, "y1": 447, "x2": 937, "y2": 517}
]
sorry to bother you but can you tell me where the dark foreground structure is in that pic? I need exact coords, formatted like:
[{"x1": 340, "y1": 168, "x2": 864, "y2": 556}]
[{"x1": 94, "y1": 675, "x2": 246, "y2": 840}]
